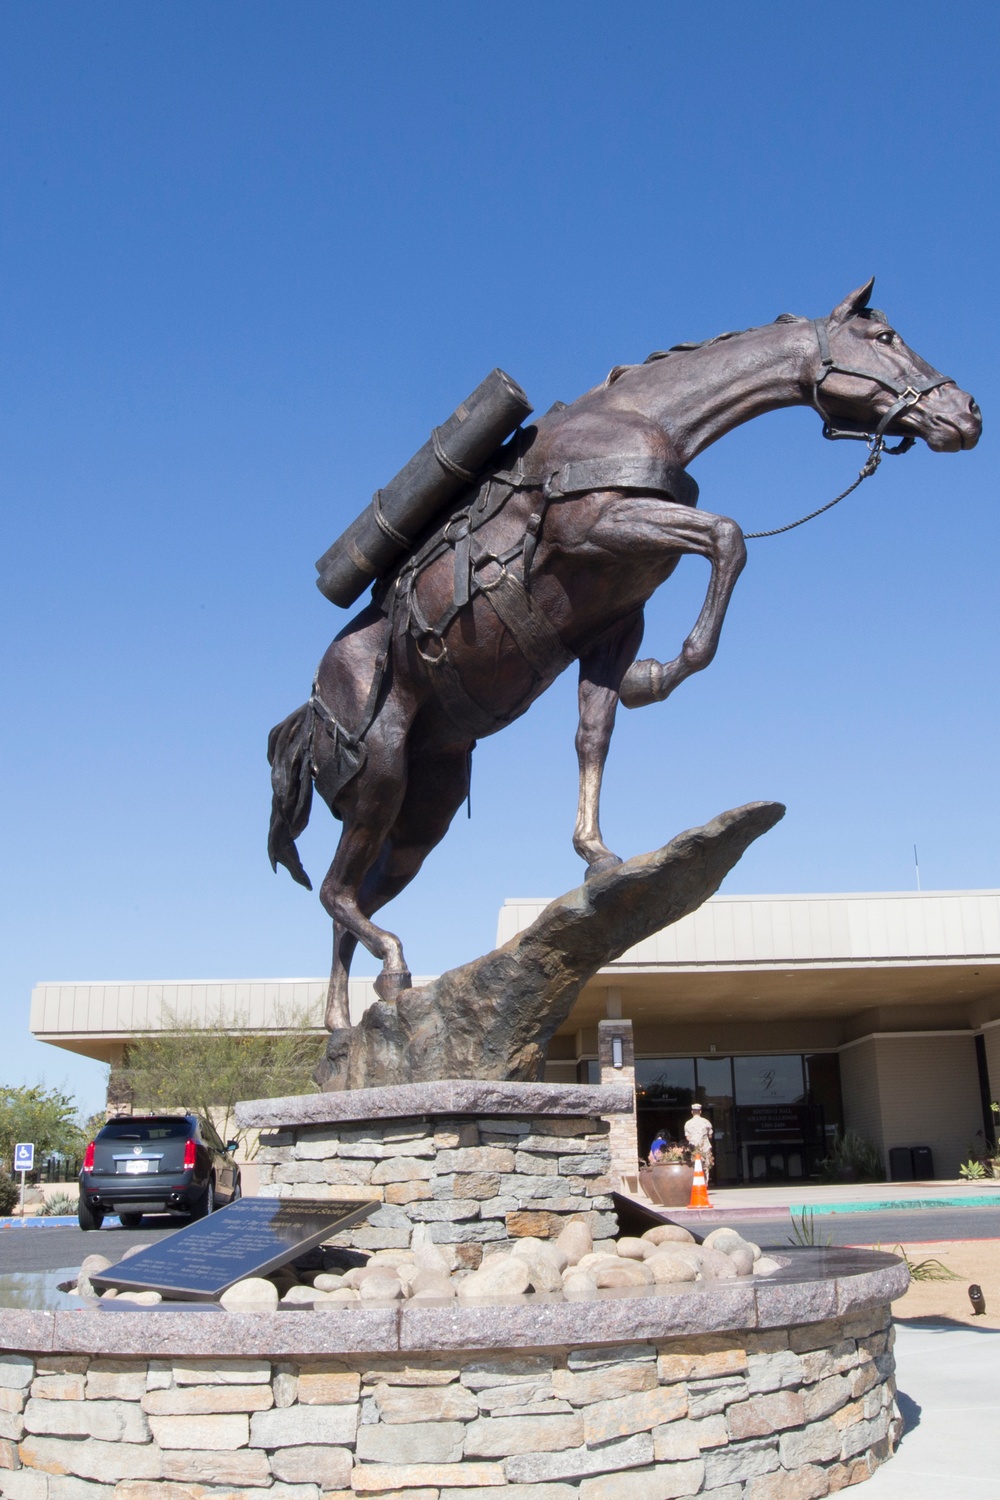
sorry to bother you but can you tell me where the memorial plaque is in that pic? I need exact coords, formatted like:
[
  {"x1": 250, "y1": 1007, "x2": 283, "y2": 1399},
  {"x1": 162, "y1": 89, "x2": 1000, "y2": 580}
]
[{"x1": 90, "y1": 1197, "x2": 378, "y2": 1301}]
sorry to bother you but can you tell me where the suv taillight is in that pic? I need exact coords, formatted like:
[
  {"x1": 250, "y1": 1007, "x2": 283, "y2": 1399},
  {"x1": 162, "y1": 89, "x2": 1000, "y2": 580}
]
[
  {"x1": 183, "y1": 1140, "x2": 197, "y2": 1170},
  {"x1": 82, "y1": 1141, "x2": 95, "y2": 1172}
]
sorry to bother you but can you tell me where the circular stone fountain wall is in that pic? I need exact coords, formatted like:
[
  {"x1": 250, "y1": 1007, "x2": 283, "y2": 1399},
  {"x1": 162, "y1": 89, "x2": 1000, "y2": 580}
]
[{"x1": 0, "y1": 1246, "x2": 906, "y2": 1500}]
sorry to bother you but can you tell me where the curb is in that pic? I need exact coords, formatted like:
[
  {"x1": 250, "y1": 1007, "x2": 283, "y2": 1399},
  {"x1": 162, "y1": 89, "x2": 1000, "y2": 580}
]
[
  {"x1": 664, "y1": 1195, "x2": 1000, "y2": 1224},
  {"x1": 0, "y1": 1216, "x2": 121, "y2": 1229}
]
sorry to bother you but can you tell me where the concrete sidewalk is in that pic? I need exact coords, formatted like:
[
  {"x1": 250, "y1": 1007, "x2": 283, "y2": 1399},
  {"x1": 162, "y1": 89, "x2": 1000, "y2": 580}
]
[
  {"x1": 707, "y1": 1179, "x2": 1000, "y2": 1213},
  {"x1": 861, "y1": 1319, "x2": 1000, "y2": 1496},
  {"x1": 624, "y1": 1179, "x2": 1000, "y2": 1222}
]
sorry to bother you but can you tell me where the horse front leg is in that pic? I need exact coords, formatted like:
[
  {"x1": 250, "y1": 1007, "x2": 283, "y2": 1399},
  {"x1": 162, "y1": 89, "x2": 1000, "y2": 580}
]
[
  {"x1": 618, "y1": 505, "x2": 746, "y2": 708},
  {"x1": 573, "y1": 611, "x2": 645, "y2": 876}
]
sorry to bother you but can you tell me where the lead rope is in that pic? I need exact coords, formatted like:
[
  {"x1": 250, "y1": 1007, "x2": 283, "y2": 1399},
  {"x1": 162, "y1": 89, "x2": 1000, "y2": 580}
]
[{"x1": 744, "y1": 438, "x2": 885, "y2": 539}]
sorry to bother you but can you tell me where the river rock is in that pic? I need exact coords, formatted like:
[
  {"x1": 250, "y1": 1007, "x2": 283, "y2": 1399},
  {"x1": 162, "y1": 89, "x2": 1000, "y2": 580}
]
[
  {"x1": 511, "y1": 1236, "x2": 568, "y2": 1272},
  {"x1": 410, "y1": 1275, "x2": 457, "y2": 1301},
  {"x1": 575, "y1": 1251, "x2": 621, "y2": 1273},
  {"x1": 555, "y1": 1219, "x2": 592, "y2": 1266},
  {"x1": 641, "y1": 1225, "x2": 695, "y2": 1246},
  {"x1": 510, "y1": 1243, "x2": 564, "y2": 1293},
  {"x1": 615, "y1": 1237, "x2": 650, "y2": 1261},
  {"x1": 704, "y1": 1228, "x2": 744, "y2": 1254},
  {"x1": 115, "y1": 1290, "x2": 163, "y2": 1305},
  {"x1": 282, "y1": 1284, "x2": 321, "y2": 1304},
  {"x1": 696, "y1": 1247, "x2": 739, "y2": 1280},
  {"x1": 359, "y1": 1272, "x2": 403, "y2": 1300},
  {"x1": 646, "y1": 1253, "x2": 698, "y2": 1283},
  {"x1": 647, "y1": 1244, "x2": 703, "y2": 1277},
  {"x1": 220, "y1": 1277, "x2": 279, "y2": 1311},
  {"x1": 77, "y1": 1254, "x2": 113, "y2": 1298},
  {"x1": 457, "y1": 1255, "x2": 531, "y2": 1301},
  {"x1": 754, "y1": 1256, "x2": 783, "y2": 1276},
  {"x1": 594, "y1": 1258, "x2": 653, "y2": 1289},
  {"x1": 412, "y1": 1228, "x2": 454, "y2": 1278},
  {"x1": 562, "y1": 1270, "x2": 598, "y2": 1296},
  {"x1": 724, "y1": 1242, "x2": 756, "y2": 1276}
]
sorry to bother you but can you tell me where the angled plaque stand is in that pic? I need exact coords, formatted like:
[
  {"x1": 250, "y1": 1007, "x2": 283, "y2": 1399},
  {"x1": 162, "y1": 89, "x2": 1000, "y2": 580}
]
[{"x1": 91, "y1": 1197, "x2": 378, "y2": 1302}]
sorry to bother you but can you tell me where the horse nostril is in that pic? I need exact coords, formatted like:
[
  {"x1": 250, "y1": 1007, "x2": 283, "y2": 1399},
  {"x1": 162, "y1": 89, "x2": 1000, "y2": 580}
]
[{"x1": 970, "y1": 398, "x2": 982, "y2": 420}]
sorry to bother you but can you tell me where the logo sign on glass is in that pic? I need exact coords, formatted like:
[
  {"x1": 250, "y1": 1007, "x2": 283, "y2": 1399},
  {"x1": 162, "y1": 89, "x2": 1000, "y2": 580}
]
[{"x1": 90, "y1": 1198, "x2": 377, "y2": 1301}]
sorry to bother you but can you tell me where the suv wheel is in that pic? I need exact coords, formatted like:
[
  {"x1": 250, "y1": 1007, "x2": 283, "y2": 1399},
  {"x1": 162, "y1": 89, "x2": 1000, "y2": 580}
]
[
  {"x1": 118, "y1": 1212, "x2": 143, "y2": 1229},
  {"x1": 191, "y1": 1179, "x2": 215, "y2": 1220},
  {"x1": 78, "y1": 1198, "x2": 104, "y2": 1231}
]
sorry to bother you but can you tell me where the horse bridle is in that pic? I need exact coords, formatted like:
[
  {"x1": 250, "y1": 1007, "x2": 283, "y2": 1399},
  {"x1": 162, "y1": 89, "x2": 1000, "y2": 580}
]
[
  {"x1": 810, "y1": 315, "x2": 954, "y2": 457},
  {"x1": 744, "y1": 317, "x2": 955, "y2": 540}
]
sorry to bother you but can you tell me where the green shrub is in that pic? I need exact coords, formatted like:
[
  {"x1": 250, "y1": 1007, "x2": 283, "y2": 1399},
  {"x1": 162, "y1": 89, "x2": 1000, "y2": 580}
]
[
  {"x1": 40, "y1": 1192, "x2": 78, "y2": 1216},
  {"x1": 0, "y1": 1170, "x2": 20, "y2": 1215}
]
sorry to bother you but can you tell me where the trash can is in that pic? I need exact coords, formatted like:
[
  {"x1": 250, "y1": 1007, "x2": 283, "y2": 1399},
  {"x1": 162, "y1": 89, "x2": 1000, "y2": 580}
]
[
  {"x1": 888, "y1": 1146, "x2": 915, "y2": 1181},
  {"x1": 911, "y1": 1145, "x2": 934, "y2": 1179}
]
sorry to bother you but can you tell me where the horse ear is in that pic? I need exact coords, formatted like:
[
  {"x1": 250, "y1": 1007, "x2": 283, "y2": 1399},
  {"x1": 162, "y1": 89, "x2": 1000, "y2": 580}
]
[{"x1": 829, "y1": 277, "x2": 876, "y2": 325}]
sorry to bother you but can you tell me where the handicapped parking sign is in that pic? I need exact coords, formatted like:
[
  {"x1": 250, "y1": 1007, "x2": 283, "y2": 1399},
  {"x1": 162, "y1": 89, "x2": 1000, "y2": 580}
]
[{"x1": 13, "y1": 1143, "x2": 34, "y2": 1173}]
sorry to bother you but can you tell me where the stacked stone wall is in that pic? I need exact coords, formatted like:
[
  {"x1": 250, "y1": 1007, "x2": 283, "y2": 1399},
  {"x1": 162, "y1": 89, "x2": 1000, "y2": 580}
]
[
  {"x1": 0, "y1": 1306, "x2": 899, "y2": 1500},
  {"x1": 255, "y1": 1115, "x2": 616, "y2": 1268}
]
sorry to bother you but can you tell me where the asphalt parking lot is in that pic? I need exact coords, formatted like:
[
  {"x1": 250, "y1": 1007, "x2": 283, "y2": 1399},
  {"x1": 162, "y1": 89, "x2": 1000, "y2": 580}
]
[
  {"x1": 3, "y1": 1204, "x2": 1000, "y2": 1276},
  {"x1": 0, "y1": 1220, "x2": 178, "y2": 1273},
  {"x1": 733, "y1": 1206, "x2": 1000, "y2": 1249}
]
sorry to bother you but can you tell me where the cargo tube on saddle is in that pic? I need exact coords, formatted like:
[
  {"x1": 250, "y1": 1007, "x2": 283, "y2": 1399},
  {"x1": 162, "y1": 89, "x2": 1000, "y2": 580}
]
[{"x1": 315, "y1": 368, "x2": 533, "y2": 608}]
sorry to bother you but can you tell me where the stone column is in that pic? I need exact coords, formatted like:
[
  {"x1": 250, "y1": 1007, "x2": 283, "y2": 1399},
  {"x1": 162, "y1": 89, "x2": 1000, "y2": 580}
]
[{"x1": 598, "y1": 1018, "x2": 638, "y2": 1187}]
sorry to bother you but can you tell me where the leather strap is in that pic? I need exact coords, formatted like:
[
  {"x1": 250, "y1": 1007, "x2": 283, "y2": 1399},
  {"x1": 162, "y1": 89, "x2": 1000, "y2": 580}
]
[
  {"x1": 549, "y1": 457, "x2": 699, "y2": 507},
  {"x1": 494, "y1": 455, "x2": 699, "y2": 508},
  {"x1": 476, "y1": 560, "x2": 574, "y2": 679},
  {"x1": 417, "y1": 635, "x2": 509, "y2": 739},
  {"x1": 811, "y1": 318, "x2": 953, "y2": 451}
]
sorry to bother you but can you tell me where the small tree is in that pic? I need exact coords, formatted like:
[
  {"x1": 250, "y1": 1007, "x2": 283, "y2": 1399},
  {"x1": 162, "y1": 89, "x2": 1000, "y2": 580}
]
[
  {"x1": 0, "y1": 1085, "x2": 88, "y2": 1175},
  {"x1": 115, "y1": 1003, "x2": 320, "y2": 1154}
]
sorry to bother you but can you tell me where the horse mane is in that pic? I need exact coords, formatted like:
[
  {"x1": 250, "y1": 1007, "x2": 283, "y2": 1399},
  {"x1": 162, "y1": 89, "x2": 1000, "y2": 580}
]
[{"x1": 606, "y1": 311, "x2": 811, "y2": 386}]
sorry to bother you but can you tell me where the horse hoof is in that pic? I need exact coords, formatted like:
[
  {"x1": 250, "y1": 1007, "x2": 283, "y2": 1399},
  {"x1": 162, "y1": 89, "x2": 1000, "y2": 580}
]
[
  {"x1": 374, "y1": 969, "x2": 413, "y2": 1003},
  {"x1": 585, "y1": 855, "x2": 624, "y2": 881}
]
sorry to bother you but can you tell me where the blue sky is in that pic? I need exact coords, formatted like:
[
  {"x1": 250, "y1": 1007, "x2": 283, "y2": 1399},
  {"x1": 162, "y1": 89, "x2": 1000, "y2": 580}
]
[{"x1": 2, "y1": 3, "x2": 996, "y2": 1115}]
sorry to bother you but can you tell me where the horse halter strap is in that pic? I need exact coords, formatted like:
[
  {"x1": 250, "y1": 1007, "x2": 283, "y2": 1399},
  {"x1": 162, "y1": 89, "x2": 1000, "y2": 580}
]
[
  {"x1": 810, "y1": 317, "x2": 953, "y2": 455},
  {"x1": 744, "y1": 318, "x2": 953, "y2": 541}
]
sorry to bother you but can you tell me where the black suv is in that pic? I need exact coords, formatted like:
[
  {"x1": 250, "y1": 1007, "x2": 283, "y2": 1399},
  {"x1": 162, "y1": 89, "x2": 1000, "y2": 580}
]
[{"x1": 78, "y1": 1114, "x2": 241, "y2": 1230}]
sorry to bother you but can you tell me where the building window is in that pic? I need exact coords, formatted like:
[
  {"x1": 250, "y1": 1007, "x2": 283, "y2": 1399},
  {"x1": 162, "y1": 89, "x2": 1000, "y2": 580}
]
[{"x1": 608, "y1": 1051, "x2": 844, "y2": 1186}]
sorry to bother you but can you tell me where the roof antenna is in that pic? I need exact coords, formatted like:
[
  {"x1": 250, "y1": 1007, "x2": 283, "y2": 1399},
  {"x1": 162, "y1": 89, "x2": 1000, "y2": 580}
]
[{"x1": 914, "y1": 844, "x2": 922, "y2": 892}]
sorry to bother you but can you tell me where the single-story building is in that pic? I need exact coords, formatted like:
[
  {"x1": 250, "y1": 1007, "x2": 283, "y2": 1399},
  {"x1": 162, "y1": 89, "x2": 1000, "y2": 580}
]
[{"x1": 30, "y1": 888, "x2": 1000, "y2": 1185}]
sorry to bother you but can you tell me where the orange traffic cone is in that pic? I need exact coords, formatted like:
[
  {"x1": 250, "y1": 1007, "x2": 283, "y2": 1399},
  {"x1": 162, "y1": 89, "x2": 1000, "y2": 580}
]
[{"x1": 687, "y1": 1154, "x2": 712, "y2": 1209}]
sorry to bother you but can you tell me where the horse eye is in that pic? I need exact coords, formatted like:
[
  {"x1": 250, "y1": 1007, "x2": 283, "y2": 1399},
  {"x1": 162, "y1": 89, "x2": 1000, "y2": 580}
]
[{"x1": 876, "y1": 330, "x2": 895, "y2": 345}]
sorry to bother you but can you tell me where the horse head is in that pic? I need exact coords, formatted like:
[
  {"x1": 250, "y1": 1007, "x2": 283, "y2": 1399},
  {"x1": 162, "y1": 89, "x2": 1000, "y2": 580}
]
[{"x1": 813, "y1": 277, "x2": 981, "y2": 453}]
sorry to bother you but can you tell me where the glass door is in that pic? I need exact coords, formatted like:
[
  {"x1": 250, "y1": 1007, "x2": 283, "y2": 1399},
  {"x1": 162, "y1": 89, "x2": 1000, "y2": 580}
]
[{"x1": 695, "y1": 1056, "x2": 738, "y2": 1183}]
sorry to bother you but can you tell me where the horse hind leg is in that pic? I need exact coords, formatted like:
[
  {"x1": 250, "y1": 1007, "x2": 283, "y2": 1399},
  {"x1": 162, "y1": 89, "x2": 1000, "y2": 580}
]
[
  {"x1": 325, "y1": 924, "x2": 359, "y2": 1032},
  {"x1": 315, "y1": 702, "x2": 417, "y2": 1028},
  {"x1": 573, "y1": 612, "x2": 644, "y2": 877},
  {"x1": 319, "y1": 811, "x2": 412, "y2": 1029},
  {"x1": 323, "y1": 744, "x2": 473, "y2": 1030}
]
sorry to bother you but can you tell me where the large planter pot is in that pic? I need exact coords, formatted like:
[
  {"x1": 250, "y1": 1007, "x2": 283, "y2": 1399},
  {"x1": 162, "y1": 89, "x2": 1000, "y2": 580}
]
[{"x1": 650, "y1": 1161, "x2": 695, "y2": 1206}]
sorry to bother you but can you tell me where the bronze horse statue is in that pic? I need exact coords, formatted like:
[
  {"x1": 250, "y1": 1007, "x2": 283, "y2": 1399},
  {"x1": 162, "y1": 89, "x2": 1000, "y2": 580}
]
[{"x1": 269, "y1": 279, "x2": 981, "y2": 1031}]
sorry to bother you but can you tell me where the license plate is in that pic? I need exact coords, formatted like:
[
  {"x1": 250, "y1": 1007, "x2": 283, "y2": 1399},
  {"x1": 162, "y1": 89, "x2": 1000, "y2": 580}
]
[{"x1": 124, "y1": 1160, "x2": 151, "y2": 1174}]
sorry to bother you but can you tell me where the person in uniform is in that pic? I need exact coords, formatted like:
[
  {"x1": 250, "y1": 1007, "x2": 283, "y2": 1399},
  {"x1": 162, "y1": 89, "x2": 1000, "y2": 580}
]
[{"x1": 684, "y1": 1103, "x2": 714, "y2": 1178}]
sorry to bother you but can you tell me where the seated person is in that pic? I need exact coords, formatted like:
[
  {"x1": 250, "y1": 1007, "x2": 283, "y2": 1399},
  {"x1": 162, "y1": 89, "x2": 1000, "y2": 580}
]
[{"x1": 648, "y1": 1130, "x2": 671, "y2": 1162}]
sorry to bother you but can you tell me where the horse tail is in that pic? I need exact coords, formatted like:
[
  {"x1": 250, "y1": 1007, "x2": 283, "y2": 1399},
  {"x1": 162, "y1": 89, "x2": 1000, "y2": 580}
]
[{"x1": 267, "y1": 704, "x2": 314, "y2": 890}]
